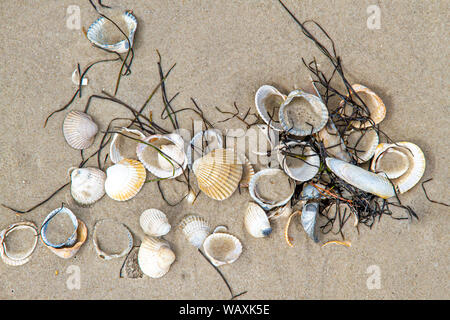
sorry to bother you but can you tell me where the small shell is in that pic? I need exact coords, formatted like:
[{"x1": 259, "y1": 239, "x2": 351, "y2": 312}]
[
  {"x1": 254, "y1": 85, "x2": 286, "y2": 131},
  {"x1": 41, "y1": 207, "x2": 79, "y2": 248},
  {"x1": 0, "y1": 221, "x2": 38, "y2": 266},
  {"x1": 301, "y1": 202, "x2": 319, "y2": 243},
  {"x1": 344, "y1": 128, "x2": 379, "y2": 163},
  {"x1": 186, "y1": 129, "x2": 224, "y2": 169},
  {"x1": 179, "y1": 215, "x2": 211, "y2": 248},
  {"x1": 244, "y1": 202, "x2": 272, "y2": 238},
  {"x1": 239, "y1": 156, "x2": 255, "y2": 188},
  {"x1": 193, "y1": 148, "x2": 243, "y2": 201},
  {"x1": 276, "y1": 141, "x2": 320, "y2": 182},
  {"x1": 326, "y1": 157, "x2": 395, "y2": 199},
  {"x1": 86, "y1": 11, "x2": 137, "y2": 54},
  {"x1": 139, "y1": 209, "x2": 171, "y2": 237},
  {"x1": 63, "y1": 111, "x2": 98, "y2": 150},
  {"x1": 301, "y1": 183, "x2": 323, "y2": 200},
  {"x1": 249, "y1": 168, "x2": 295, "y2": 210},
  {"x1": 371, "y1": 142, "x2": 425, "y2": 194},
  {"x1": 93, "y1": 219, "x2": 133, "y2": 260},
  {"x1": 203, "y1": 232, "x2": 242, "y2": 267},
  {"x1": 279, "y1": 90, "x2": 328, "y2": 136},
  {"x1": 316, "y1": 119, "x2": 352, "y2": 162},
  {"x1": 136, "y1": 133, "x2": 187, "y2": 179},
  {"x1": 44, "y1": 219, "x2": 88, "y2": 259},
  {"x1": 110, "y1": 127, "x2": 146, "y2": 164},
  {"x1": 185, "y1": 189, "x2": 198, "y2": 204},
  {"x1": 72, "y1": 68, "x2": 88, "y2": 86},
  {"x1": 70, "y1": 167, "x2": 106, "y2": 205},
  {"x1": 104, "y1": 159, "x2": 146, "y2": 201},
  {"x1": 138, "y1": 236, "x2": 175, "y2": 278}
]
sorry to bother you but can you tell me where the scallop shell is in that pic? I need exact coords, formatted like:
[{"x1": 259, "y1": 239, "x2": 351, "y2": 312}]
[
  {"x1": 249, "y1": 168, "x2": 295, "y2": 210},
  {"x1": 316, "y1": 119, "x2": 352, "y2": 162},
  {"x1": 110, "y1": 127, "x2": 146, "y2": 164},
  {"x1": 136, "y1": 133, "x2": 187, "y2": 179},
  {"x1": 279, "y1": 89, "x2": 328, "y2": 136},
  {"x1": 192, "y1": 148, "x2": 243, "y2": 201},
  {"x1": 86, "y1": 11, "x2": 137, "y2": 54},
  {"x1": 179, "y1": 215, "x2": 211, "y2": 248},
  {"x1": 370, "y1": 142, "x2": 425, "y2": 194},
  {"x1": 244, "y1": 202, "x2": 272, "y2": 238},
  {"x1": 44, "y1": 219, "x2": 88, "y2": 259},
  {"x1": 140, "y1": 209, "x2": 171, "y2": 237},
  {"x1": 93, "y1": 219, "x2": 133, "y2": 260},
  {"x1": 70, "y1": 167, "x2": 106, "y2": 205},
  {"x1": 255, "y1": 85, "x2": 286, "y2": 131},
  {"x1": 203, "y1": 232, "x2": 242, "y2": 267},
  {"x1": 276, "y1": 141, "x2": 320, "y2": 182},
  {"x1": 301, "y1": 202, "x2": 319, "y2": 243},
  {"x1": 0, "y1": 221, "x2": 38, "y2": 266},
  {"x1": 186, "y1": 129, "x2": 223, "y2": 169},
  {"x1": 138, "y1": 236, "x2": 175, "y2": 278},
  {"x1": 104, "y1": 159, "x2": 146, "y2": 201},
  {"x1": 326, "y1": 157, "x2": 395, "y2": 199},
  {"x1": 40, "y1": 207, "x2": 79, "y2": 248},
  {"x1": 340, "y1": 84, "x2": 386, "y2": 129},
  {"x1": 344, "y1": 128, "x2": 379, "y2": 163},
  {"x1": 63, "y1": 111, "x2": 98, "y2": 150}
]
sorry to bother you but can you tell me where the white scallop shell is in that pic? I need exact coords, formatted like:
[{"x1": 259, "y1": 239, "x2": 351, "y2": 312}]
[
  {"x1": 276, "y1": 141, "x2": 320, "y2": 182},
  {"x1": 179, "y1": 215, "x2": 211, "y2": 248},
  {"x1": 0, "y1": 221, "x2": 38, "y2": 266},
  {"x1": 63, "y1": 111, "x2": 98, "y2": 150},
  {"x1": 138, "y1": 236, "x2": 175, "y2": 278},
  {"x1": 110, "y1": 127, "x2": 146, "y2": 164},
  {"x1": 186, "y1": 129, "x2": 223, "y2": 169},
  {"x1": 255, "y1": 85, "x2": 286, "y2": 131},
  {"x1": 104, "y1": 159, "x2": 146, "y2": 201},
  {"x1": 301, "y1": 202, "x2": 319, "y2": 243},
  {"x1": 344, "y1": 128, "x2": 379, "y2": 163},
  {"x1": 203, "y1": 232, "x2": 242, "y2": 267},
  {"x1": 244, "y1": 202, "x2": 272, "y2": 238},
  {"x1": 70, "y1": 167, "x2": 106, "y2": 205},
  {"x1": 316, "y1": 119, "x2": 352, "y2": 162},
  {"x1": 140, "y1": 209, "x2": 171, "y2": 237}
]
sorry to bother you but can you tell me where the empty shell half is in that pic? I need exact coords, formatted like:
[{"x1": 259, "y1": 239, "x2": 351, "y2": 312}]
[
  {"x1": 70, "y1": 167, "x2": 106, "y2": 205},
  {"x1": 63, "y1": 111, "x2": 98, "y2": 150},
  {"x1": 104, "y1": 159, "x2": 146, "y2": 201},
  {"x1": 0, "y1": 221, "x2": 38, "y2": 266},
  {"x1": 244, "y1": 202, "x2": 272, "y2": 238},
  {"x1": 276, "y1": 141, "x2": 320, "y2": 182},
  {"x1": 138, "y1": 236, "x2": 176, "y2": 278},
  {"x1": 254, "y1": 85, "x2": 287, "y2": 131},
  {"x1": 40, "y1": 206, "x2": 79, "y2": 248},
  {"x1": 301, "y1": 202, "x2": 319, "y2": 243},
  {"x1": 44, "y1": 219, "x2": 88, "y2": 259},
  {"x1": 140, "y1": 209, "x2": 171, "y2": 237},
  {"x1": 93, "y1": 219, "x2": 133, "y2": 260},
  {"x1": 110, "y1": 127, "x2": 146, "y2": 164},
  {"x1": 344, "y1": 128, "x2": 379, "y2": 163},
  {"x1": 179, "y1": 215, "x2": 211, "y2": 248},
  {"x1": 316, "y1": 119, "x2": 352, "y2": 162},
  {"x1": 203, "y1": 232, "x2": 242, "y2": 267}
]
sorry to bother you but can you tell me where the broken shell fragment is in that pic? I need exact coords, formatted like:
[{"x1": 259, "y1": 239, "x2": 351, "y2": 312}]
[
  {"x1": 93, "y1": 219, "x2": 133, "y2": 260},
  {"x1": 40, "y1": 207, "x2": 79, "y2": 248},
  {"x1": 120, "y1": 246, "x2": 143, "y2": 279},
  {"x1": 139, "y1": 209, "x2": 171, "y2": 237},
  {"x1": 70, "y1": 167, "x2": 106, "y2": 206},
  {"x1": 254, "y1": 85, "x2": 286, "y2": 131},
  {"x1": 186, "y1": 129, "x2": 223, "y2": 169},
  {"x1": 0, "y1": 221, "x2": 38, "y2": 266},
  {"x1": 326, "y1": 157, "x2": 395, "y2": 199},
  {"x1": 203, "y1": 232, "x2": 242, "y2": 267},
  {"x1": 72, "y1": 68, "x2": 88, "y2": 86},
  {"x1": 244, "y1": 202, "x2": 272, "y2": 238},
  {"x1": 344, "y1": 128, "x2": 379, "y2": 163},
  {"x1": 104, "y1": 159, "x2": 146, "y2": 201},
  {"x1": 301, "y1": 202, "x2": 319, "y2": 243},
  {"x1": 86, "y1": 11, "x2": 138, "y2": 54},
  {"x1": 179, "y1": 215, "x2": 211, "y2": 248},
  {"x1": 138, "y1": 236, "x2": 175, "y2": 278},
  {"x1": 316, "y1": 119, "x2": 352, "y2": 162},
  {"x1": 110, "y1": 127, "x2": 146, "y2": 164},
  {"x1": 44, "y1": 219, "x2": 88, "y2": 259},
  {"x1": 279, "y1": 89, "x2": 328, "y2": 136},
  {"x1": 276, "y1": 141, "x2": 320, "y2": 182},
  {"x1": 239, "y1": 156, "x2": 255, "y2": 188},
  {"x1": 63, "y1": 110, "x2": 98, "y2": 150}
]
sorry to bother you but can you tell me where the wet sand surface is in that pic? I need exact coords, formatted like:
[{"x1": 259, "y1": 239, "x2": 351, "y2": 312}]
[{"x1": 0, "y1": 0, "x2": 448, "y2": 299}]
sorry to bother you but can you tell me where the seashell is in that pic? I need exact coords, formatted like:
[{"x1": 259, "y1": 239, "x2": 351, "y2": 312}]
[
  {"x1": 192, "y1": 148, "x2": 243, "y2": 201},
  {"x1": 0, "y1": 221, "x2": 38, "y2": 266},
  {"x1": 110, "y1": 127, "x2": 146, "y2": 164},
  {"x1": 316, "y1": 119, "x2": 352, "y2": 162},
  {"x1": 301, "y1": 183, "x2": 323, "y2": 200},
  {"x1": 138, "y1": 236, "x2": 175, "y2": 278},
  {"x1": 244, "y1": 202, "x2": 272, "y2": 238},
  {"x1": 254, "y1": 85, "x2": 287, "y2": 131},
  {"x1": 339, "y1": 84, "x2": 386, "y2": 129},
  {"x1": 279, "y1": 89, "x2": 328, "y2": 136},
  {"x1": 136, "y1": 133, "x2": 187, "y2": 179},
  {"x1": 120, "y1": 246, "x2": 143, "y2": 279},
  {"x1": 185, "y1": 189, "x2": 198, "y2": 204},
  {"x1": 276, "y1": 141, "x2": 320, "y2": 182},
  {"x1": 344, "y1": 128, "x2": 379, "y2": 163},
  {"x1": 249, "y1": 168, "x2": 295, "y2": 210},
  {"x1": 186, "y1": 129, "x2": 223, "y2": 169},
  {"x1": 63, "y1": 110, "x2": 98, "y2": 150},
  {"x1": 86, "y1": 11, "x2": 137, "y2": 54},
  {"x1": 267, "y1": 202, "x2": 292, "y2": 220},
  {"x1": 93, "y1": 219, "x2": 133, "y2": 260},
  {"x1": 41, "y1": 206, "x2": 79, "y2": 248},
  {"x1": 72, "y1": 67, "x2": 88, "y2": 86},
  {"x1": 104, "y1": 159, "x2": 146, "y2": 201},
  {"x1": 370, "y1": 142, "x2": 425, "y2": 194},
  {"x1": 203, "y1": 232, "x2": 242, "y2": 267},
  {"x1": 239, "y1": 156, "x2": 255, "y2": 188},
  {"x1": 326, "y1": 157, "x2": 395, "y2": 199},
  {"x1": 70, "y1": 167, "x2": 106, "y2": 205},
  {"x1": 44, "y1": 219, "x2": 87, "y2": 259},
  {"x1": 139, "y1": 209, "x2": 171, "y2": 237},
  {"x1": 179, "y1": 215, "x2": 211, "y2": 248},
  {"x1": 301, "y1": 202, "x2": 319, "y2": 243}
]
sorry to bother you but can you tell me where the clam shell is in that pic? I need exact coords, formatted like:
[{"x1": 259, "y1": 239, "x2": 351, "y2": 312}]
[
  {"x1": 344, "y1": 128, "x2": 379, "y2": 163},
  {"x1": 41, "y1": 207, "x2": 79, "y2": 248},
  {"x1": 140, "y1": 209, "x2": 171, "y2": 237},
  {"x1": 326, "y1": 157, "x2": 395, "y2": 199},
  {"x1": 279, "y1": 90, "x2": 328, "y2": 136},
  {"x1": 86, "y1": 11, "x2": 137, "y2": 54},
  {"x1": 316, "y1": 119, "x2": 352, "y2": 162},
  {"x1": 104, "y1": 159, "x2": 146, "y2": 201},
  {"x1": 301, "y1": 183, "x2": 323, "y2": 200},
  {"x1": 249, "y1": 168, "x2": 295, "y2": 210},
  {"x1": 138, "y1": 236, "x2": 175, "y2": 278},
  {"x1": 44, "y1": 219, "x2": 87, "y2": 259},
  {"x1": 254, "y1": 85, "x2": 286, "y2": 131},
  {"x1": 192, "y1": 148, "x2": 243, "y2": 201},
  {"x1": 244, "y1": 202, "x2": 272, "y2": 238},
  {"x1": 63, "y1": 111, "x2": 98, "y2": 150},
  {"x1": 371, "y1": 142, "x2": 425, "y2": 194},
  {"x1": 203, "y1": 232, "x2": 242, "y2": 267},
  {"x1": 0, "y1": 221, "x2": 38, "y2": 266},
  {"x1": 110, "y1": 127, "x2": 146, "y2": 164},
  {"x1": 179, "y1": 215, "x2": 211, "y2": 248},
  {"x1": 136, "y1": 133, "x2": 187, "y2": 179},
  {"x1": 276, "y1": 141, "x2": 320, "y2": 182},
  {"x1": 70, "y1": 167, "x2": 106, "y2": 205},
  {"x1": 186, "y1": 129, "x2": 223, "y2": 169},
  {"x1": 301, "y1": 202, "x2": 319, "y2": 243},
  {"x1": 93, "y1": 219, "x2": 133, "y2": 260}
]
